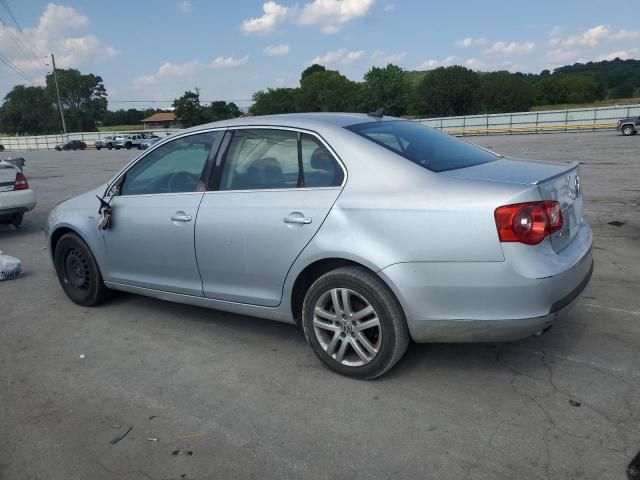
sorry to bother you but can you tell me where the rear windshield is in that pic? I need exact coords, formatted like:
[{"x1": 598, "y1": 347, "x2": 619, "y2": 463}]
[{"x1": 346, "y1": 120, "x2": 497, "y2": 172}]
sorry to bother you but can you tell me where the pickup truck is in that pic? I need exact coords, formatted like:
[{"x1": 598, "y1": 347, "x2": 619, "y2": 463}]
[{"x1": 617, "y1": 116, "x2": 640, "y2": 136}]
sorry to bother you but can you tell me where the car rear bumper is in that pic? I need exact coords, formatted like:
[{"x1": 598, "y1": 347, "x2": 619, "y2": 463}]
[
  {"x1": 0, "y1": 189, "x2": 37, "y2": 217},
  {"x1": 378, "y1": 224, "x2": 593, "y2": 343}
]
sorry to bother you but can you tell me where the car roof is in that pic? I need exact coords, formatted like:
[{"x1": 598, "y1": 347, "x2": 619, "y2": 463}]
[{"x1": 182, "y1": 112, "x2": 401, "y2": 135}]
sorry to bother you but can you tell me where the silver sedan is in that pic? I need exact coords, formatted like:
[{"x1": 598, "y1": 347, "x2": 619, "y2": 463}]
[{"x1": 46, "y1": 113, "x2": 593, "y2": 379}]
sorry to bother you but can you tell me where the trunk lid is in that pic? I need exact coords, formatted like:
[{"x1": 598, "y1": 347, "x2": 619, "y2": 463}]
[
  {"x1": 442, "y1": 157, "x2": 583, "y2": 252},
  {"x1": 0, "y1": 162, "x2": 17, "y2": 192}
]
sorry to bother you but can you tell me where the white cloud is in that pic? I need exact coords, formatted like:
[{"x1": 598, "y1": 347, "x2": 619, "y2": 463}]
[
  {"x1": 321, "y1": 24, "x2": 340, "y2": 34},
  {"x1": 158, "y1": 60, "x2": 199, "y2": 77},
  {"x1": 264, "y1": 44, "x2": 290, "y2": 56},
  {"x1": 370, "y1": 50, "x2": 407, "y2": 65},
  {"x1": 241, "y1": 1, "x2": 289, "y2": 34},
  {"x1": 177, "y1": 1, "x2": 192, "y2": 13},
  {"x1": 383, "y1": 3, "x2": 395, "y2": 11},
  {"x1": 298, "y1": 0, "x2": 376, "y2": 33},
  {"x1": 552, "y1": 25, "x2": 609, "y2": 48},
  {"x1": 211, "y1": 55, "x2": 249, "y2": 68},
  {"x1": 464, "y1": 58, "x2": 485, "y2": 69},
  {"x1": 610, "y1": 29, "x2": 640, "y2": 41},
  {"x1": 417, "y1": 56, "x2": 458, "y2": 69},
  {"x1": 484, "y1": 41, "x2": 536, "y2": 55},
  {"x1": 595, "y1": 48, "x2": 639, "y2": 61},
  {"x1": 312, "y1": 48, "x2": 365, "y2": 66},
  {"x1": 0, "y1": 3, "x2": 117, "y2": 76},
  {"x1": 455, "y1": 37, "x2": 487, "y2": 48},
  {"x1": 133, "y1": 75, "x2": 156, "y2": 88}
]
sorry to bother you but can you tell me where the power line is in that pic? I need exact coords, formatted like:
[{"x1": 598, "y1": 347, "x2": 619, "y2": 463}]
[
  {"x1": 0, "y1": 52, "x2": 38, "y2": 85},
  {"x1": 0, "y1": 1, "x2": 49, "y2": 83}
]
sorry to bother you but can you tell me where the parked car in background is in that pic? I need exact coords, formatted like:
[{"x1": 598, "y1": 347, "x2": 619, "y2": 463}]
[
  {"x1": 138, "y1": 137, "x2": 160, "y2": 149},
  {"x1": 55, "y1": 140, "x2": 87, "y2": 151},
  {"x1": 124, "y1": 134, "x2": 145, "y2": 149},
  {"x1": 46, "y1": 113, "x2": 593, "y2": 379},
  {"x1": 0, "y1": 144, "x2": 4, "y2": 151},
  {"x1": 95, "y1": 136, "x2": 116, "y2": 150},
  {"x1": 617, "y1": 116, "x2": 640, "y2": 136},
  {"x1": 112, "y1": 136, "x2": 127, "y2": 149},
  {"x1": 0, "y1": 159, "x2": 36, "y2": 227}
]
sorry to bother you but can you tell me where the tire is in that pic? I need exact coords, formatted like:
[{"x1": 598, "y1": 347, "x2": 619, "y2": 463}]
[
  {"x1": 107, "y1": 143, "x2": 113, "y2": 150},
  {"x1": 54, "y1": 233, "x2": 109, "y2": 307},
  {"x1": 302, "y1": 266, "x2": 410, "y2": 379},
  {"x1": 96, "y1": 146, "x2": 101, "y2": 150},
  {"x1": 11, "y1": 213, "x2": 23, "y2": 228},
  {"x1": 125, "y1": 142, "x2": 131, "y2": 149},
  {"x1": 622, "y1": 125, "x2": 635, "y2": 136}
]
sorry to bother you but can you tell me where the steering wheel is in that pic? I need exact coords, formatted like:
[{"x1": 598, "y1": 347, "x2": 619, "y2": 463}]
[{"x1": 167, "y1": 171, "x2": 195, "y2": 192}]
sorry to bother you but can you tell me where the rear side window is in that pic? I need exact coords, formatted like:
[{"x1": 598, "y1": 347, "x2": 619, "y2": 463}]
[
  {"x1": 220, "y1": 129, "x2": 299, "y2": 190},
  {"x1": 300, "y1": 133, "x2": 343, "y2": 187},
  {"x1": 347, "y1": 120, "x2": 497, "y2": 172}
]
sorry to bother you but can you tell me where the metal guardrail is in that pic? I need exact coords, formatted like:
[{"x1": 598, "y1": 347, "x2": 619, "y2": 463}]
[
  {"x1": 417, "y1": 104, "x2": 640, "y2": 136},
  {"x1": 0, "y1": 129, "x2": 181, "y2": 151}
]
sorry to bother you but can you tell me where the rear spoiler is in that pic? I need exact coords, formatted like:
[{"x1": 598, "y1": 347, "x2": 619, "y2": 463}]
[{"x1": 532, "y1": 161, "x2": 579, "y2": 185}]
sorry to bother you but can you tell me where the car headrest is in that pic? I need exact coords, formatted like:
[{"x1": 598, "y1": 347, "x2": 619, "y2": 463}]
[
  {"x1": 310, "y1": 148, "x2": 334, "y2": 171},
  {"x1": 246, "y1": 157, "x2": 284, "y2": 187}
]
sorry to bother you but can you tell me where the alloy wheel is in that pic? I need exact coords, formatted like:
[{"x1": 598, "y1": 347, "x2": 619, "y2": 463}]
[{"x1": 313, "y1": 288, "x2": 382, "y2": 367}]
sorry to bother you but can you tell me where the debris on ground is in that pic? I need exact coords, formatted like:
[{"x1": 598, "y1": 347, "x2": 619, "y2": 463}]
[
  {"x1": 148, "y1": 415, "x2": 158, "y2": 420},
  {"x1": 608, "y1": 220, "x2": 627, "y2": 227},
  {"x1": 171, "y1": 450, "x2": 194, "y2": 456},
  {"x1": 110, "y1": 426, "x2": 133, "y2": 445},
  {"x1": 0, "y1": 251, "x2": 22, "y2": 281},
  {"x1": 79, "y1": 354, "x2": 85, "y2": 359},
  {"x1": 568, "y1": 399, "x2": 581, "y2": 407},
  {"x1": 147, "y1": 437, "x2": 159, "y2": 442},
  {"x1": 176, "y1": 432, "x2": 208, "y2": 439}
]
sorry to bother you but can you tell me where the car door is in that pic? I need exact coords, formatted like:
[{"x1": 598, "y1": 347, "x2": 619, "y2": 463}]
[
  {"x1": 101, "y1": 130, "x2": 223, "y2": 296},
  {"x1": 195, "y1": 128, "x2": 345, "y2": 307}
]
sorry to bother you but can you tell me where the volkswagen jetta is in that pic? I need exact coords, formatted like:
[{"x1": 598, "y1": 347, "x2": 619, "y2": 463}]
[{"x1": 46, "y1": 113, "x2": 593, "y2": 378}]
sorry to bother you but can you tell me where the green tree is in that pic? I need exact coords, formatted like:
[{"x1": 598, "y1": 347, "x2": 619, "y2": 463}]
[
  {"x1": 172, "y1": 90, "x2": 205, "y2": 127},
  {"x1": 414, "y1": 66, "x2": 481, "y2": 116},
  {"x1": 250, "y1": 88, "x2": 300, "y2": 115},
  {"x1": 300, "y1": 64, "x2": 326, "y2": 82},
  {"x1": 45, "y1": 69, "x2": 107, "y2": 132},
  {"x1": 362, "y1": 64, "x2": 412, "y2": 116},
  {"x1": 298, "y1": 69, "x2": 358, "y2": 112},
  {"x1": 0, "y1": 85, "x2": 56, "y2": 135},
  {"x1": 205, "y1": 101, "x2": 242, "y2": 121},
  {"x1": 479, "y1": 71, "x2": 533, "y2": 113}
]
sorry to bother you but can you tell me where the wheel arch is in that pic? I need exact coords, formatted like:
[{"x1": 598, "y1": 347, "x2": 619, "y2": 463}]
[{"x1": 289, "y1": 257, "x2": 399, "y2": 324}]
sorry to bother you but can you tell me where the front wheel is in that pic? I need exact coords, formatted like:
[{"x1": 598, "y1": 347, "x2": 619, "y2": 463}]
[
  {"x1": 302, "y1": 266, "x2": 410, "y2": 379},
  {"x1": 54, "y1": 233, "x2": 109, "y2": 307},
  {"x1": 621, "y1": 125, "x2": 636, "y2": 136}
]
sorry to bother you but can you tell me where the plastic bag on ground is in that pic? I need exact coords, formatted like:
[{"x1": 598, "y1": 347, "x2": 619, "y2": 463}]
[{"x1": 0, "y1": 250, "x2": 22, "y2": 281}]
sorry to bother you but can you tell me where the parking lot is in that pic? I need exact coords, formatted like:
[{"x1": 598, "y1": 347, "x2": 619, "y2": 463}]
[{"x1": 1, "y1": 131, "x2": 638, "y2": 479}]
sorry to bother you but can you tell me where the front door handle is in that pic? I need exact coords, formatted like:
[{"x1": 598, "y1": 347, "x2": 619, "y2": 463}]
[
  {"x1": 171, "y1": 212, "x2": 192, "y2": 222},
  {"x1": 284, "y1": 213, "x2": 312, "y2": 225}
]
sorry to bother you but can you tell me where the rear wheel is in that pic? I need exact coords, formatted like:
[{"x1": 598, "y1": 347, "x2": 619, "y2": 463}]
[
  {"x1": 302, "y1": 266, "x2": 409, "y2": 379},
  {"x1": 125, "y1": 142, "x2": 132, "y2": 149},
  {"x1": 622, "y1": 125, "x2": 635, "y2": 136},
  {"x1": 54, "y1": 233, "x2": 109, "y2": 306}
]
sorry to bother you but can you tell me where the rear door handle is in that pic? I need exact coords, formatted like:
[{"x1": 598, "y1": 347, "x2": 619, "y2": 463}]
[
  {"x1": 284, "y1": 213, "x2": 312, "y2": 225},
  {"x1": 171, "y1": 212, "x2": 192, "y2": 222}
]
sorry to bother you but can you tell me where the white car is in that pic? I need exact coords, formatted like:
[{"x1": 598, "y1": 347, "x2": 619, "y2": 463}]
[{"x1": 0, "y1": 160, "x2": 36, "y2": 227}]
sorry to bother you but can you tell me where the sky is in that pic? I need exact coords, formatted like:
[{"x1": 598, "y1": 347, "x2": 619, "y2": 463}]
[{"x1": 0, "y1": 0, "x2": 639, "y2": 111}]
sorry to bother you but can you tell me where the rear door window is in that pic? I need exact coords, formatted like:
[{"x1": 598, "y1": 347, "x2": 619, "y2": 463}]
[
  {"x1": 219, "y1": 129, "x2": 300, "y2": 190},
  {"x1": 347, "y1": 120, "x2": 497, "y2": 172}
]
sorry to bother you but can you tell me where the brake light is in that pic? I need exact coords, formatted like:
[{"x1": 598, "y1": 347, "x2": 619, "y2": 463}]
[
  {"x1": 494, "y1": 201, "x2": 563, "y2": 245},
  {"x1": 13, "y1": 172, "x2": 29, "y2": 191}
]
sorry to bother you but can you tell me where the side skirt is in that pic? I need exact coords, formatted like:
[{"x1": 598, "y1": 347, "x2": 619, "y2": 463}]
[{"x1": 104, "y1": 281, "x2": 296, "y2": 325}]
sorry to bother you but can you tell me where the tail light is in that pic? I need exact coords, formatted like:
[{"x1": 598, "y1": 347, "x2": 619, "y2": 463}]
[
  {"x1": 495, "y1": 201, "x2": 563, "y2": 245},
  {"x1": 13, "y1": 172, "x2": 29, "y2": 191}
]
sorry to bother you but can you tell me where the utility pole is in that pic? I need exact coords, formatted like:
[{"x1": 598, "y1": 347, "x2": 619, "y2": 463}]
[{"x1": 51, "y1": 53, "x2": 67, "y2": 135}]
